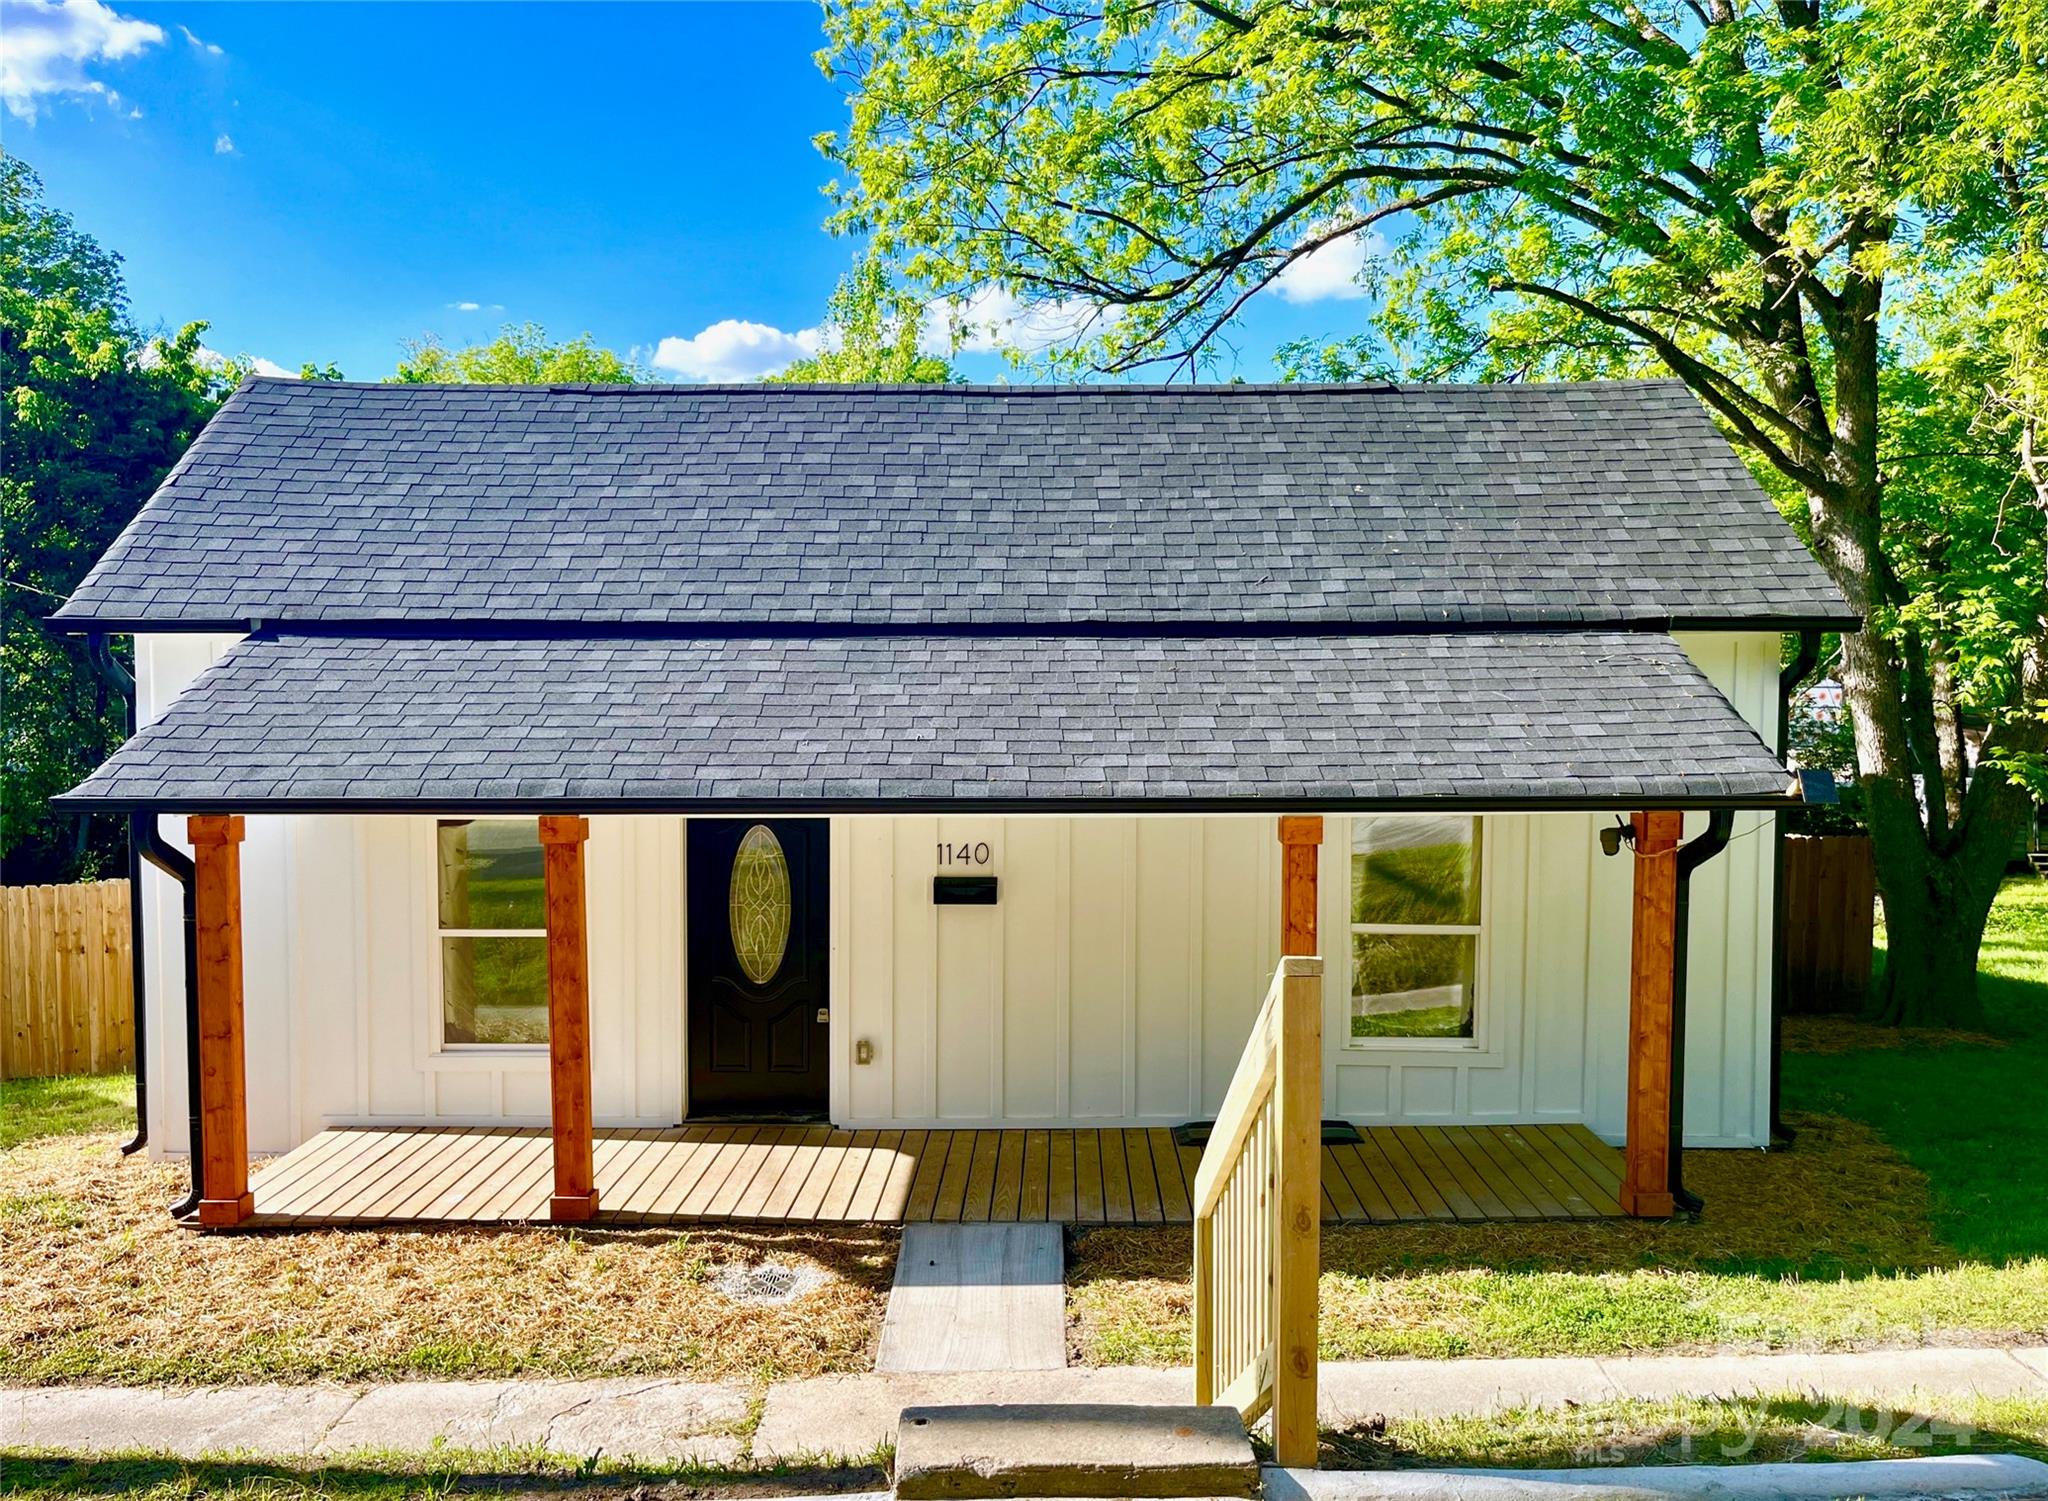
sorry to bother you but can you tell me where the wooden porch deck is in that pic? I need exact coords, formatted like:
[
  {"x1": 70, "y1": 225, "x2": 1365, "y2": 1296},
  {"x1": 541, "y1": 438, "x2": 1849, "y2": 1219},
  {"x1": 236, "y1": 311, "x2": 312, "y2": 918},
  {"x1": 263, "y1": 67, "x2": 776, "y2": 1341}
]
[{"x1": 240, "y1": 1122, "x2": 1625, "y2": 1228}]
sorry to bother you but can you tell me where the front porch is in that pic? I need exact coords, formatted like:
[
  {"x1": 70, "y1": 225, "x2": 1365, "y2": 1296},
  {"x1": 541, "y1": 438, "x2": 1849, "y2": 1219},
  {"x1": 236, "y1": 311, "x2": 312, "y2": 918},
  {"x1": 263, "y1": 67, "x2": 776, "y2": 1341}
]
[{"x1": 241, "y1": 1121, "x2": 1625, "y2": 1228}]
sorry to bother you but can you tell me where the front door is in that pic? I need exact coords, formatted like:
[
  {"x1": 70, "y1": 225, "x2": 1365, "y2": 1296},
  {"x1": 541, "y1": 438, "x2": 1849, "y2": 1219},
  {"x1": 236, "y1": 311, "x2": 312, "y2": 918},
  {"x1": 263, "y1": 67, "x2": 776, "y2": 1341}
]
[{"x1": 686, "y1": 819, "x2": 830, "y2": 1117}]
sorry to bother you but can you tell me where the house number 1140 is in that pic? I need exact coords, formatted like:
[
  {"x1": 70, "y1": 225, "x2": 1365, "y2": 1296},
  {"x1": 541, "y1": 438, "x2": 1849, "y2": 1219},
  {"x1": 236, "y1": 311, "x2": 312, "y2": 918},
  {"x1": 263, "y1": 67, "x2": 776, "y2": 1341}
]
[{"x1": 936, "y1": 841, "x2": 992, "y2": 866}]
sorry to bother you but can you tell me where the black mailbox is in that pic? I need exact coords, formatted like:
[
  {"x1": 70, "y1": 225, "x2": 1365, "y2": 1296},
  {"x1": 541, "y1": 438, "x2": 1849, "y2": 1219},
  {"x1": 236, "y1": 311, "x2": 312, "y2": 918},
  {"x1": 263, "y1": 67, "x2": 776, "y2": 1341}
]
[{"x1": 934, "y1": 875, "x2": 998, "y2": 905}]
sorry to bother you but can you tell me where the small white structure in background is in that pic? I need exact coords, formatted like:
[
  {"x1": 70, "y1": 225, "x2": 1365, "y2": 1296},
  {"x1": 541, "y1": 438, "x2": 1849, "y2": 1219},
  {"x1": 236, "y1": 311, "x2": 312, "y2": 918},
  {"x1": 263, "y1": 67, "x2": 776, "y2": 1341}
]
[{"x1": 1805, "y1": 677, "x2": 1846, "y2": 718}]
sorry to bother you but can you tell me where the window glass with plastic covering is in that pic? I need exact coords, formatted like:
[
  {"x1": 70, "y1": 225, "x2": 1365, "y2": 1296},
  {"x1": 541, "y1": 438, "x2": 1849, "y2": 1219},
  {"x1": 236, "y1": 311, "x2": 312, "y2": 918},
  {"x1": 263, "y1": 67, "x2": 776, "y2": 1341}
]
[
  {"x1": 436, "y1": 818, "x2": 548, "y2": 1045},
  {"x1": 1349, "y1": 815, "x2": 1482, "y2": 1044}
]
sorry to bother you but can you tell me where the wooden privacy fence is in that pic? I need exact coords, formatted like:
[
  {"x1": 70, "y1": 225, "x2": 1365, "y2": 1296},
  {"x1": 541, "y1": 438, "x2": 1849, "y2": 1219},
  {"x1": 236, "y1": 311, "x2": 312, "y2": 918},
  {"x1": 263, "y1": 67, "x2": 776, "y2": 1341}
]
[
  {"x1": 1, "y1": 881, "x2": 134, "y2": 1079},
  {"x1": 1191, "y1": 954, "x2": 1322, "y2": 1468},
  {"x1": 1782, "y1": 835, "x2": 1875, "y2": 1013}
]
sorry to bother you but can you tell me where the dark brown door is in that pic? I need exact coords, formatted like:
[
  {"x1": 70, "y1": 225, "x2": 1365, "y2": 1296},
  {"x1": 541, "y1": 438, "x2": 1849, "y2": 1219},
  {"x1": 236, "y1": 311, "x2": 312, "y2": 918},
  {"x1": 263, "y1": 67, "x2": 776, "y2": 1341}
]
[{"x1": 686, "y1": 819, "x2": 829, "y2": 1117}]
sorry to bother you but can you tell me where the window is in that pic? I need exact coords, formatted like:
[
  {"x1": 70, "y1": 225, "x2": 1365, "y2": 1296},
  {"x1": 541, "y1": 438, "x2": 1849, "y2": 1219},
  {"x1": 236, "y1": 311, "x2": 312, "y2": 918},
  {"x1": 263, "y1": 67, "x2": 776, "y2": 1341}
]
[
  {"x1": 1348, "y1": 814, "x2": 1483, "y2": 1045},
  {"x1": 729, "y1": 823, "x2": 792, "y2": 985},
  {"x1": 436, "y1": 818, "x2": 548, "y2": 1046}
]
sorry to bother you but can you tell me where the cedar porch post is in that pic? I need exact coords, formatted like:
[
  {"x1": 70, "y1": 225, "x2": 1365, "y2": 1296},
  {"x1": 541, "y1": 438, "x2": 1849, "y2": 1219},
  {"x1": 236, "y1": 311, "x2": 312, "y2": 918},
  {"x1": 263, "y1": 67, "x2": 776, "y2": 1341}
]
[
  {"x1": 1279, "y1": 815, "x2": 1322, "y2": 956},
  {"x1": 540, "y1": 814, "x2": 598, "y2": 1223},
  {"x1": 1621, "y1": 810, "x2": 1684, "y2": 1217},
  {"x1": 188, "y1": 814, "x2": 253, "y2": 1228}
]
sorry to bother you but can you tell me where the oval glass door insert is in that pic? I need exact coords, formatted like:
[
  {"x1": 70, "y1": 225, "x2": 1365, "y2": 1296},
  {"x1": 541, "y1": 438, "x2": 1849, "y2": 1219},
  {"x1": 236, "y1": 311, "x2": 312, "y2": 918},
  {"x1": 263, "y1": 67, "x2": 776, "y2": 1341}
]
[{"x1": 728, "y1": 824, "x2": 792, "y2": 985}]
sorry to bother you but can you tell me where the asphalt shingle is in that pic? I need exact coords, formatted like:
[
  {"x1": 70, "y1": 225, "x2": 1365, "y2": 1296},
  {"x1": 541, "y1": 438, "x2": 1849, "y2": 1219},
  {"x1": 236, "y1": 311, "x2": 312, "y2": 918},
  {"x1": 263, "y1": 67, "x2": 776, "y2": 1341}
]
[
  {"x1": 57, "y1": 631, "x2": 1794, "y2": 811},
  {"x1": 55, "y1": 378, "x2": 1851, "y2": 630}
]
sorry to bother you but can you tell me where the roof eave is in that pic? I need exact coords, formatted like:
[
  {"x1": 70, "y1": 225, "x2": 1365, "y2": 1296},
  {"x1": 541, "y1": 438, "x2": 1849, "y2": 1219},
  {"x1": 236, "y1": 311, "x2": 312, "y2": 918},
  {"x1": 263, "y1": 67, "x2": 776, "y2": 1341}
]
[
  {"x1": 41, "y1": 611, "x2": 1866, "y2": 638},
  {"x1": 55, "y1": 788, "x2": 1806, "y2": 817}
]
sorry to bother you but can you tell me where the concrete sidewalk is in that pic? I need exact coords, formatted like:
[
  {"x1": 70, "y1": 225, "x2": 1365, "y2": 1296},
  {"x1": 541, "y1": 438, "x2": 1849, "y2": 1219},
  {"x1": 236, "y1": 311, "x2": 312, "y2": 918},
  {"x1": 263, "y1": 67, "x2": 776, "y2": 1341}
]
[{"x1": 5, "y1": 1345, "x2": 2046, "y2": 1466}]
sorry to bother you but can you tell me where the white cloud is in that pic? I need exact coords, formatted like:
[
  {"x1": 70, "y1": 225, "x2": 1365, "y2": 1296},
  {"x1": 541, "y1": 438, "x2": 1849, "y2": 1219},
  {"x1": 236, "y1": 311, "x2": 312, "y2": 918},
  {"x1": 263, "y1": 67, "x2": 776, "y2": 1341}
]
[
  {"x1": 177, "y1": 22, "x2": 221, "y2": 55},
  {"x1": 650, "y1": 319, "x2": 823, "y2": 382},
  {"x1": 191, "y1": 345, "x2": 290, "y2": 378},
  {"x1": 212, "y1": 132, "x2": 235, "y2": 155},
  {"x1": 928, "y1": 285, "x2": 1112, "y2": 355},
  {"x1": 648, "y1": 283, "x2": 1116, "y2": 383},
  {"x1": 0, "y1": 0, "x2": 163, "y2": 121},
  {"x1": 1270, "y1": 228, "x2": 1382, "y2": 304},
  {"x1": 444, "y1": 300, "x2": 504, "y2": 313}
]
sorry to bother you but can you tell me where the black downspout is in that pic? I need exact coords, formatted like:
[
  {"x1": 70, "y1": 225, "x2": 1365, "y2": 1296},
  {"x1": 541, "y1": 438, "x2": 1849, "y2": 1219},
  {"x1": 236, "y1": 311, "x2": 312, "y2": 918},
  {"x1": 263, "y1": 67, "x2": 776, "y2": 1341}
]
[
  {"x1": 88, "y1": 635, "x2": 202, "y2": 1216},
  {"x1": 1770, "y1": 629, "x2": 1824, "y2": 1146},
  {"x1": 87, "y1": 634, "x2": 148, "y2": 1157},
  {"x1": 1670, "y1": 807, "x2": 1736, "y2": 1215},
  {"x1": 135, "y1": 821, "x2": 201, "y2": 1220}
]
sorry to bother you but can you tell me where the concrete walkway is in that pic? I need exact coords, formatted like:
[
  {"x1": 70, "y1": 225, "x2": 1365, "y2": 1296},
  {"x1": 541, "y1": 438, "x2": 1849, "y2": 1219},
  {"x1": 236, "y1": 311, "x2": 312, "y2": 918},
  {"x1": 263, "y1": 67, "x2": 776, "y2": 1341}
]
[{"x1": 5, "y1": 1346, "x2": 2046, "y2": 1467}]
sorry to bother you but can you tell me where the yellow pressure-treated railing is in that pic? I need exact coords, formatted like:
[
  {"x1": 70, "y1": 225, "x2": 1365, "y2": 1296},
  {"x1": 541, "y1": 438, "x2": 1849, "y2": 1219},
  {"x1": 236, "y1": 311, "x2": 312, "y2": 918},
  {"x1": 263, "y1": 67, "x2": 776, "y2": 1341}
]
[{"x1": 1191, "y1": 953, "x2": 1323, "y2": 1467}]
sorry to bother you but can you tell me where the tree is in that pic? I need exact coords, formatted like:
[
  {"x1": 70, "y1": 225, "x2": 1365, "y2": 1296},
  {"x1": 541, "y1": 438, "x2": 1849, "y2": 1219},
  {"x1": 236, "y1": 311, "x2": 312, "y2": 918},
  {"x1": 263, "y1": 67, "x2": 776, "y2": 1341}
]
[
  {"x1": 769, "y1": 259, "x2": 958, "y2": 383},
  {"x1": 1, "y1": 154, "x2": 229, "y2": 881},
  {"x1": 393, "y1": 323, "x2": 641, "y2": 384},
  {"x1": 821, "y1": 0, "x2": 2046, "y2": 1024}
]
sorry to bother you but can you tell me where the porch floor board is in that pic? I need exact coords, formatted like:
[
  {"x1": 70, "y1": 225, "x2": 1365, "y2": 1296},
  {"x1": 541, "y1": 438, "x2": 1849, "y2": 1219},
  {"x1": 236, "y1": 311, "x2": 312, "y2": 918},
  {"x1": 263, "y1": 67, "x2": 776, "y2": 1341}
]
[{"x1": 240, "y1": 1123, "x2": 1624, "y2": 1228}]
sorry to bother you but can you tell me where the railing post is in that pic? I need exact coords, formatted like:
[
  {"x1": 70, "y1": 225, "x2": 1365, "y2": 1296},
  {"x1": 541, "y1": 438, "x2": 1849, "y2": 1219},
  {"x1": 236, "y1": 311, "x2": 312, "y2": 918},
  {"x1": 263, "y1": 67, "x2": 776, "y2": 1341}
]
[
  {"x1": 1271, "y1": 954, "x2": 1322, "y2": 1468},
  {"x1": 1192, "y1": 1207, "x2": 1215, "y2": 1404},
  {"x1": 540, "y1": 814, "x2": 599, "y2": 1224}
]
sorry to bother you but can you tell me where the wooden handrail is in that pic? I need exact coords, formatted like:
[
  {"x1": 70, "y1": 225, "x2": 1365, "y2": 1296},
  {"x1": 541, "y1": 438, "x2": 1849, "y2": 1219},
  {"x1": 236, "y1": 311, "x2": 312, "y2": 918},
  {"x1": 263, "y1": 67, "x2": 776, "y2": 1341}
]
[
  {"x1": 1191, "y1": 953, "x2": 1322, "y2": 1468},
  {"x1": 1191, "y1": 962, "x2": 1285, "y2": 1217}
]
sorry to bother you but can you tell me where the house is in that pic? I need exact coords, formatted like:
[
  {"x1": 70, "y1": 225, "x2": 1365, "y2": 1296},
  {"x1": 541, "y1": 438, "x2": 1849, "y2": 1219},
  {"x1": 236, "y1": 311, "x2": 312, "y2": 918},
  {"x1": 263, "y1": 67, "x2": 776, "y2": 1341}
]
[{"x1": 53, "y1": 377, "x2": 1853, "y2": 1234}]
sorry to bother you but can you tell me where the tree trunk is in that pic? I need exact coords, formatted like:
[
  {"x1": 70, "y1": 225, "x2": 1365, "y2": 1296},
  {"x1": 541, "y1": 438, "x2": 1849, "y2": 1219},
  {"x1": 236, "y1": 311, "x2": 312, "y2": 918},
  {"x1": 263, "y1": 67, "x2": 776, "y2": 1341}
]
[
  {"x1": 1816, "y1": 431, "x2": 2026, "y2": 1030},
  {"x1": 1845, "y1": 682, "x2": 2035, "y2": 1029},
  {"x1": 1861, "y1": 852, "x2": 2000, "y2": 1028}
]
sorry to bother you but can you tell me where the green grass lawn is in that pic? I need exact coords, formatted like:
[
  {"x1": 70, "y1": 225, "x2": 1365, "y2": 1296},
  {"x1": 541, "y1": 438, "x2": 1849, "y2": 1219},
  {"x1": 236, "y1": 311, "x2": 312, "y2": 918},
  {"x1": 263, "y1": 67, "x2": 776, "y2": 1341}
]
[
  {"x1": 0, "y1": 1074, "x2": 134, "y2": 1151},
  {"x1": 0, "y1": 1446, "x2": 891, "y2": 1500},
  {"x1": 1783, "y1": 877, "x2": 2048, "y2": 1264},
  {"x1": 1317, "y1": 1390, "x2": 2048, "y2": 1471},
  {"x1": 1072, "y1": 877, "x2": 2048, "y2": 1366}
]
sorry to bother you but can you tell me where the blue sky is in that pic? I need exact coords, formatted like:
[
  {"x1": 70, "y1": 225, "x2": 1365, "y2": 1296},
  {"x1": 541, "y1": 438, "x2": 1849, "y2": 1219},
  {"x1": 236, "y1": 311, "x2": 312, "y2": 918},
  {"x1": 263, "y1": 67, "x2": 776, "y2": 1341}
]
[{"x1": 4, "y1": 0, "x2": 1374, "y2": 382}]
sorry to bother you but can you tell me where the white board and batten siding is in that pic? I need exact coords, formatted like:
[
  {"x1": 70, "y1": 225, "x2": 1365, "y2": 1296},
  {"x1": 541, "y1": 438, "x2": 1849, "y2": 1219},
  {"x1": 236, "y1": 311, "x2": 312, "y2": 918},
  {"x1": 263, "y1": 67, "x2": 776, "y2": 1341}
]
[{"x1": 133, "y1": 630, "x2": 1782, "y2": 1159}]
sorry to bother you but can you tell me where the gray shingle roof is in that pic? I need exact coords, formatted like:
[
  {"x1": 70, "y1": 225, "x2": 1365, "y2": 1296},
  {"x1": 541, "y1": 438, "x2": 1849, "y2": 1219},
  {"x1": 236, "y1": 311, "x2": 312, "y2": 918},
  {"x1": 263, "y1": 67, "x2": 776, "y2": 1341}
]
[
  {"x1": 58, "y1": 630, "x2": 1794, "y2": 811},
  {"x1": 55, "y1": 378, "x2": 1851, "y2": 631}
]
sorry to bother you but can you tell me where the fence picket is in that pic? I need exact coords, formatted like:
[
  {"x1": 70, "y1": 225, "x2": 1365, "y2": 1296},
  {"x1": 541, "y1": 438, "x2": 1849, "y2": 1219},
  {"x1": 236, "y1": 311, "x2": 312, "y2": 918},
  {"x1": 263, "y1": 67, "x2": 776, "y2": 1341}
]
[{"x1": 0, "y1": 882, "x2": 134, "y2": 1079}]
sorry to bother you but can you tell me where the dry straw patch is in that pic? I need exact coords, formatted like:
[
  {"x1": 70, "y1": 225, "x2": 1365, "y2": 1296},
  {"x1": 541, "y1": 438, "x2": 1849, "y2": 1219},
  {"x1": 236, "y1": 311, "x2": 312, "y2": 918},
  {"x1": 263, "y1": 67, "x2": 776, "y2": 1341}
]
[
  {"x1": 0, "y1": 1133, "x2": 895, "y2": 1387},
  {"x1": 1068, "y1": 1113, "x2": 2048, "y2": 1364},
  {"x1": 1782, "y1": 1014, "x2": 2005, "y2": 1055}
]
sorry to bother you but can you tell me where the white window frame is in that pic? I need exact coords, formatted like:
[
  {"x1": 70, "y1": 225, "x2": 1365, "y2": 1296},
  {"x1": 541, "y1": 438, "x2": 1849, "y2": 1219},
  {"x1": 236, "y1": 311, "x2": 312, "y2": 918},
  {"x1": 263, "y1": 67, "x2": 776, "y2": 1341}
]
[
  {"x1": 432, "y1": 816, "x2": 550, "y2": 1056},
  {"x1": 1345, "y1": 813, "x2": 1489, "y2": 1054}
]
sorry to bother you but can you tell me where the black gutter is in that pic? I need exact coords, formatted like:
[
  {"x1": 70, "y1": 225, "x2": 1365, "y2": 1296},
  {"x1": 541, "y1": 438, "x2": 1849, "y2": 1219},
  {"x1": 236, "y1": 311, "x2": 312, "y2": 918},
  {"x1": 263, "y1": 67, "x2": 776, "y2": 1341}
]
[
  {"x1": 86, "y1": 635, "x2": 147, "y2": 1157},
  {"x1": 46, "y1": 612, "x2": 1867, "y2": 640},
  {"x1": 54, "y1": 789, "x2": 1807, "y2": 819},
  {"x1": 1769, "y1": 629, "x2": 1824, "y2": 1146},
  {"x1": 1670, "y1": 808, "x2": 1737, "y2": 1214}
]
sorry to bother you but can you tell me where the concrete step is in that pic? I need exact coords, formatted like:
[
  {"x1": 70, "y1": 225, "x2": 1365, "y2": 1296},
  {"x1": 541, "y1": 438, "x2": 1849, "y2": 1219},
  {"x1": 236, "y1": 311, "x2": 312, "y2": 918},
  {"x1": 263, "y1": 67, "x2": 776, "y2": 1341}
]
[{"x1": 893, "y1": 1403, "x2": 1259, "y2": 1500}]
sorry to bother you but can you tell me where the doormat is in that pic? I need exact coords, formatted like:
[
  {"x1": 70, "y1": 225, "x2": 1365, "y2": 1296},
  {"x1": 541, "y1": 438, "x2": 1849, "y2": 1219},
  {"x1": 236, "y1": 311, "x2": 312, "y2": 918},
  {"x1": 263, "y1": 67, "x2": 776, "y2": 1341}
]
[
  {"x1": 683, "y1": 1111, "x2": 829, "y2": 1125},
  {"x1": 1171, "y1": 1119, "x2": 1362, "y2": 1148}
]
